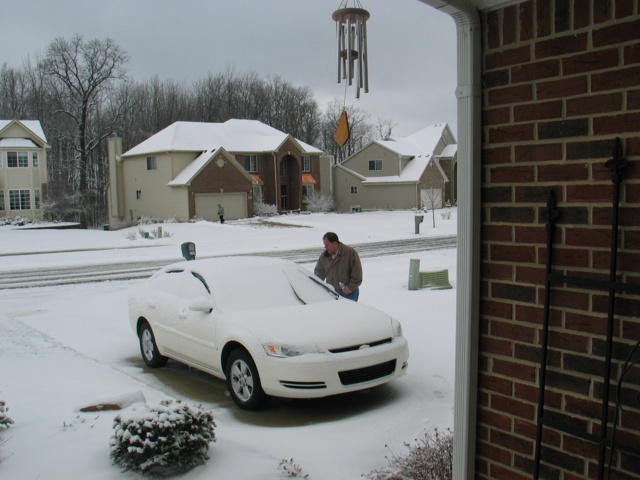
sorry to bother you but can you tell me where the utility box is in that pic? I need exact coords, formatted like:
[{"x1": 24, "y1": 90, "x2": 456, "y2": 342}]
[
  {"x1": 414, "y1": 215, "x2": 424, "y2": 234},
  {"x1": 351, "y1": 205, "x2": 361, "y2": 213},
  {"x1": 181, "y1": 242, "x2": 196, "y2": 261}
]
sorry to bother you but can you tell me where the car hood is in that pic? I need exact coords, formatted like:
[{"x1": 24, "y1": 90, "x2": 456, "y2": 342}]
[{"x1": 224, "y1": 299, "x2": 397, "y2": 352}]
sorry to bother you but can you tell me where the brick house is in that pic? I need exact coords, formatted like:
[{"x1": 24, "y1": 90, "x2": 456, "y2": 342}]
[
  {"x1": 331, "y1": 123, "x2": 457, "y2": 212},
  {"x1": 418, "y1": 0, "x2": 640, "y2": 479},
  {"x1": 0, "y1": 119, "x2": 50, "y2": 222},
  {"x1": 106, "y1": 119, "x2": 324, "y2": 228}
]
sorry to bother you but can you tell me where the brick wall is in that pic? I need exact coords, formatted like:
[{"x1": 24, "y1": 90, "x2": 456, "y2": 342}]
[{"x1": 479, "y1": 1, "x2": 640, "y2": 478}]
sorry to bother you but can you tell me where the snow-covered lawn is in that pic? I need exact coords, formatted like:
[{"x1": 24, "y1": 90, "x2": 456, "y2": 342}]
[{"x1": 0, "y1": 210, "x2": 457, "y2": 479}]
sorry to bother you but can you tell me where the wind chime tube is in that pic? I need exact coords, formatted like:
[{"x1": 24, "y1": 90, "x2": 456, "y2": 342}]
[
  {"x1": 362, "y1": 19, "x2": 369, "y2": 93},
  {"x1": 336, "y1": 22, "x2": 342, "y2": 82},
  {"x1": 347, "y1": 17, "x2": 353, "y2": 85},
  {"x1": 356, "y1": 18, "x2": 363, "y2": 98}
]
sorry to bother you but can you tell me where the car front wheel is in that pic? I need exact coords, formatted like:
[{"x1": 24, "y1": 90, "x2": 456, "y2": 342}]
[
  {"x1": 138, "y1": 322, "x2": 168, "y2": 368},
  {"x1": 226, "y1": 349, "x2": 270, "y2": 410}
]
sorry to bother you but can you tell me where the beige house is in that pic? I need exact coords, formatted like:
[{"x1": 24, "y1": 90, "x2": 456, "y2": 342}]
[
  {"x1": 107, "y1": 119, "x2": 324, "y2": 228},
  {"x1": 0, "y1": 119, "x2": 50, "y2": 222},
  {"x1": 331, "y1": 123, "x2": 457, "y2": 212}
]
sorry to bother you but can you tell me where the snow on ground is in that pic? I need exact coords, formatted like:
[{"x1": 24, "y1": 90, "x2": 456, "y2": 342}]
[{"x1": 0, "y1": 210, "x2": 457, "y2": 479}]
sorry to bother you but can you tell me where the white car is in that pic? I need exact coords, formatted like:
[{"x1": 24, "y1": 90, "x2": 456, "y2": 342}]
[{"x1": 128, "y1": 256, "x2": 409, "y2": 409}]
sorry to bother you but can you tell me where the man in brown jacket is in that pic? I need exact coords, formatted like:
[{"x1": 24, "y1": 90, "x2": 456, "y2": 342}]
[{"x1": 314, "y1": 232, "x2": 363, "y2": 301}]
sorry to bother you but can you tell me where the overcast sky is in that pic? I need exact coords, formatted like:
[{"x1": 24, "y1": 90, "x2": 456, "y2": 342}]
[{"x1": 4, "y1": 0, "x2": 457, "y2": 138}]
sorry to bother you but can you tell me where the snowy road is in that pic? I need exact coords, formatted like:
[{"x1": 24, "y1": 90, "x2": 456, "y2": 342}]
[{"x1": 0, "y1": 235, "x2": 456, "y2": 289}]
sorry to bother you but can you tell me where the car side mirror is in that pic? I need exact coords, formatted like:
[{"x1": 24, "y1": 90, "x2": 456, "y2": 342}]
[{"x1": 189, "y1": 296, "x2": 214, "y2": 313}]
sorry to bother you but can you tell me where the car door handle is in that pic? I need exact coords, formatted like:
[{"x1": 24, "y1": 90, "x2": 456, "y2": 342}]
[
  {"x1": 147, "y1": 301, "x2": 156, "y2": 309},
  {"x1": 178, "y1": 309, "x2": 187, "y2": 319}
]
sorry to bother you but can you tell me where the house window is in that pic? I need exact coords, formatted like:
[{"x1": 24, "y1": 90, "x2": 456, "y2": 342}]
[
  {"x1": 8, "y1": 152, "x2": 28, "y2": 168},
  {"x1": 252, "y1": 186, "x2": 263, "y2": 203},
  {"x1": 280, "y1": 159, "x2": 286, "y2": 176},
  {"x1": 302, "y1": 155, "x2": 311, "y2": 172},
  {"x1": 351, "y1": 186, "x2": 358, "y2": 194},
  {"x1": 0, "y1": 190, "x2": 4, "y2": 210},
  {"x1": 302, "y1": 185, "x2": 313, "y2": 202},
  {"x1": 136, "y1": 190, "x2": 142, "y2": 200},
  {"x1": 9, "y1": 189, "x2": 31, "y2": 210},
  {"x1": 244, "y1": 155, "x2": 258, "y2": 172},
  {"x1": 32, "y1": 152, "x2": 39, "y2": 167},
  {"x1": 146, "y1": 156, "x2": 157, "y2": 170},
  {"x1": 368, "y1": 159, "x2": 382, "y2": 171},
  {"x1": 34, "y1": 189, "x2": 40, "y2": 209}
]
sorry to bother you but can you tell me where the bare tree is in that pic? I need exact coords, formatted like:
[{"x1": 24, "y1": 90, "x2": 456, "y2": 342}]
[
  {"x1": 374, "y1": 117, "x2": 398, "y2": 141},
  {"x1": 39, "y1": 34, "x2": 130, "y2": 226}
]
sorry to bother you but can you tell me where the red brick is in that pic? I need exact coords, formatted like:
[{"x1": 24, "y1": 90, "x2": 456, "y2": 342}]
[
  {"x1": 514, "y1": 142, "x2": 563, "y2": 163},
  {"x1": 490, "y1": 244, "x2": 537, "y2": 263},
  {"x1": 490, "y1": 463, "x2": 531, "y2": 480},
  {"x1": 552, "y1": 247, "x2": 590, "y2": 268},
  {"x1": 482, "y1": 261, "x2": 514, "y2": 281},
  {"x1": 515, "y1": 265, "x2": 546, "y2": 285},
  {"x1": 535, "y1": 33, "x2": 588, "y2": 59},
  {"x1": 484, "y1": 106, "x2": 511, "y2": 126},
  {"x1": 482, "y1": 336, "x2": 514, "y2": 357},
  {"x1": 483, "y1": 224, "x2": 512, "y2": 242},
  {"x1": 537, "y1": 163, "x2": 589, "y2": 182},
  {"x1": 593, "y1": 112, "x2": 640, "y2": 135},
  {"x1": 482, "y1": 146, "x2": 512, "y2": 164},
  {"x1": 514, "y1": 100, "x2": 562, "y2": 122},
  {"x1": 491, "y1": 319, "x2": 536, "y2": 343},
  {"x1": 624, "y1": 44, "x2": 640, "y2": 66},
  {"x1": 490, "y1": 165, "x2": 535, "y2": 183},
  {"x1": 566, "y1": 92, "x2": 623, "y2": 116},
  {"x1": 565, "y1": 312, "x2": 608, "y2": 335},
  {"x1": 511, "y1": 59, "x2": 560, "y2": 83},
  {"x1": 476, "y1": 438, "x2": 512, "y2": 464},
  {"x1": 488, "y1": 84, "x2": 534, "y2": 106},
  {"x1": 491, "y1": 394, "x2": 536, "y2": 420},
  {"x1": 486, "y1": 46, "x2": 532, "y2": 70},
  {"x1": 548, "y1": 331, "x2": 589, "y2": 353},
  {"x1": 514, "y1": 225, "x2": 546, "y2": 244},
  {"x1": 551, "y1": 289, "x2": 590, "y2": 311},
  {"x1": 536, "y1": 75, "x2": 588, "y2": 100},
  {"x1": 592, "y1": 17, "x2": 640, "y2": 47},
  {"x1": 562, "y1": 48, "x2": 619, "y2": 75},
  {"x1": 593, "y1": 0, "x2": 613, "y2": 24},
  {"x1": 592, "y1": 66, "x2": 640, "y2": 92},
  {"x1": 479, "y1": 373, "x2": 513, "y2": 396},
  {"x1": 519, "y1": 1, "x2": 533, "y2": 42},
  {"x1": 573, "y1": 0, "x2": 589, "y2": 29},
  {"x1": 536, "y1": 0, "x2": 552, "y2": 38},
  {"x1": 565, "y1": 227, "x2": 612, "y2": 248},
  {"x1": 488, "y1": 123, "x2": 535, "y2": 143},
  {"x1": 490, "y1": 429, "x2": 534, "y2": 455},
  {"x1": 486, "y1": 9, "x2": 500, "y2": 50},
  {"x1": 566, "y1": 184, "x2": 614, "y2": 203},
  {"x1": 503, "y1": 5, "x2": 517, "y2": 45}
]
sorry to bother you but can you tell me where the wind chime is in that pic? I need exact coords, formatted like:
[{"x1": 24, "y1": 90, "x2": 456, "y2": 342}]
[{"x1": 332, "y1": 0, "x2": 370, "y2": 147}]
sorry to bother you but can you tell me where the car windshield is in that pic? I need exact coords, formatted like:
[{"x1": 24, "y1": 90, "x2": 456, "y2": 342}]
[{"x1": 209, "y1": 265, "x2": 337, "y2": 312}]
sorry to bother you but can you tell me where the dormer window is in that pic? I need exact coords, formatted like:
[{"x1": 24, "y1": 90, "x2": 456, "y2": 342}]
[
  {"x1": 244, "y1": 155, "x2": 258, "y2": 172},
  {"x1": 368, "y1": 160, "x2": 382, "y2": 171}
]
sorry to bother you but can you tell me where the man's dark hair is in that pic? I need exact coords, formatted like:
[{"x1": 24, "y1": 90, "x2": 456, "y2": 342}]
[{"x1": 323, "y1": 232, "x2": 339, "y2": 243}]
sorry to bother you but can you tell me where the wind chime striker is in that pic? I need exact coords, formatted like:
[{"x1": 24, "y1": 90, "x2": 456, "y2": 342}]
[{"x1": 332, "y1": 3, "x2": 370, "y2": 99}]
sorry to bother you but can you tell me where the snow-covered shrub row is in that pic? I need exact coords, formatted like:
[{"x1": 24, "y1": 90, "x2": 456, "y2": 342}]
[
  {"x1": 305, "y1": 190, "x2": 335, "y2": 213},
  {"x1": 364, "y1": 428, "x2": 453, "y2": 480},
  {"x1": 254, "y1": 200, "x2": 279, "y2": 217},
  {"x1": 0, "y1": 216, "x2": 32, "y2": 226},
  {"x1": 0, "y1": 400, "x2": 13, "y2": 430},
  {"x1": 110, "y1": 400, "x2": 216, "y2": 476}
]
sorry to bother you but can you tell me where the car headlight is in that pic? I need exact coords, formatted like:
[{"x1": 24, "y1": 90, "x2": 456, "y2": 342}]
[
  {"x1": 391, "y1": 318, "x2": 403, "y2": 337},
  {"x1": 264, "y1": 343, "x2": 306, "y2": 358}
]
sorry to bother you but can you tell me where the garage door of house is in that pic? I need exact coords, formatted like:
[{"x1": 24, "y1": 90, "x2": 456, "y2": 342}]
[
  {"x1": 195, "y1": 193, "x2": 247, "y2": 221},
  {"x1": 420, "y1": 188, "x2": 442, "y2": 209}
]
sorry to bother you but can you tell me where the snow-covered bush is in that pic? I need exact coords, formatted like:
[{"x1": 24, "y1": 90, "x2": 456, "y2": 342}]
[
  {"x1": 189, "y1": 216, "x2": 205, "y2": 223},
  {"x1": 364, "y1": 429, "x2": 453, "y2": 480},
  {"x1": 254, "y1": 200, "x2": 279, "y2": 217},
  {"x1": 440, "y1": 210, "x2": 451, "y2": 220},
  {"x1": 305, "y1": 190, "x2": 335, "y2": 213},
  {"x1": 164, "y1": 216, "x2": 179, "y2": 223},
  {"x1": 123, "y1": 230, "x2": 138, "y2": 241},
  {"x1": 110, "y1": 400, "x2": 216, "y2": 476},
  {"x1": 279, "y1": 458, "x2": 309, "y2": 478},
  {"x1": 137, "y1": 216, "x2": 159, "y2": 225},
  {"x1": 0, "y1": 217, "x2": 10, "y2": 226},
  {"x1": 11, "y1": 215, "x2": 32, "y2": 226},
  {"x1": 0, "y1": 400, "x2": 14, "y2": 430}
]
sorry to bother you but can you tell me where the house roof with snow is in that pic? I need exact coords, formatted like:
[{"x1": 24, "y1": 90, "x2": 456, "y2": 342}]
[
  {"x1": 122, "y1": 119, "x2": 323, "y2": 158},
  {"x1": 337, "y1": 123, "x2": 457, "y2": 184},
  {"x1": 0, "y1": 119, "x2": 50, "y2": 148}
]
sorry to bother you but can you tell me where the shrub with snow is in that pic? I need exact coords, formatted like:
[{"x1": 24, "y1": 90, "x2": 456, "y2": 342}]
[
  {"x1": 305, "y1": 190, "x2": 335, "y2": 213},
  {"x1": 137, "y1": 216, "x2": 159, "y2": 225},
  {"x1": 365, "y1": 428, "x2": 453, "y2": 480},
  {"x1": 110, "y1": 400, "x2": 216, "y2": 476},
  {"x1": 0, "y1": 400, "x2": 13, "y2": 430},
  {"x1": 279, "y1": 458, "x2": 309, "y2": 478},
  {"x1": 254, "y1": 200, "x2": 279, "y2": 217}
]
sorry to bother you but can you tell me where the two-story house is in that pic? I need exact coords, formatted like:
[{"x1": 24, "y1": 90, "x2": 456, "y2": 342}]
[
  {"x1": 332, "y1": 123, "x2": 457, "y2": 212},
  {"x1": 107, "y1": 119, "x2": 324, "y2": 228},
  {"x1": 0, "y1": 119, "x2": 50, "y2": 222}
]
